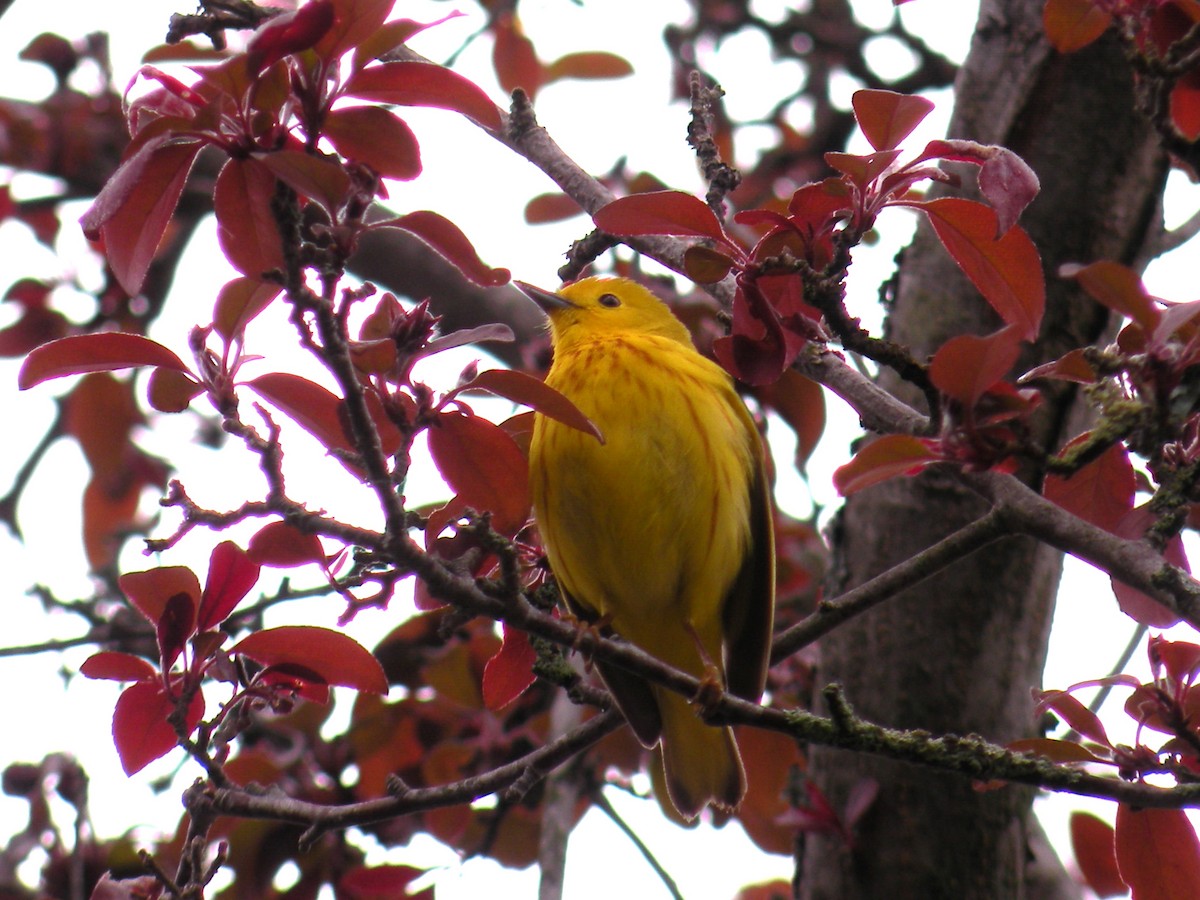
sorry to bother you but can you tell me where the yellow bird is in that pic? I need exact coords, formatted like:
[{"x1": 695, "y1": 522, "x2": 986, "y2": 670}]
[{"x1": 519, "y1": 276, "x2": 775, "y2": 819}]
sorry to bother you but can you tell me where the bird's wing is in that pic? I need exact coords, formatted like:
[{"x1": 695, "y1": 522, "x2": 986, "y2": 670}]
[
  {"x1": 561, "y1": 585, "x2": 663, "y2": 748},
  {"x1": 721, "y1": 458, "x2": 776, "y2": 702}
]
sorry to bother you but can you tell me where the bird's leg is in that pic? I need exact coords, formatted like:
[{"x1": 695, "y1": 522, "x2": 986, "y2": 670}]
[{"x1": 684, "y1": 622, "x2": 727, "y2": 717}]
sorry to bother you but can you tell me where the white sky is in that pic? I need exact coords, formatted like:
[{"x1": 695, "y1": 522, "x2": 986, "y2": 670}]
[{"x1": 2, "y1": 0, "x2": 1194, "y2": 897}]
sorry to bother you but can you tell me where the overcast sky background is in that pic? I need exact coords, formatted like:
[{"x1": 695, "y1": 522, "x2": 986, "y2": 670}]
[{"x1": 2, "y1": 1, "x2": 1196, "y2": 897}]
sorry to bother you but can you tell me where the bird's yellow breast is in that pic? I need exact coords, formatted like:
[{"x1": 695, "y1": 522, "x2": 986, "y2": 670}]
[{"x1": 529, "y1": 329, "x2": 756, "y2": 656}]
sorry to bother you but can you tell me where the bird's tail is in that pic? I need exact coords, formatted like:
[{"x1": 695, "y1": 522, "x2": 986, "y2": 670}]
[{"x1": 654, "y1": 686, "x2": 745, "y2": 820}]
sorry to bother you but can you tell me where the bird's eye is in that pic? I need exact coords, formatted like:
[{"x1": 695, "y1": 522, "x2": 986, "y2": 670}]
[{"x1": 598, "y1": 293, "x2": 621, "y2": 308}]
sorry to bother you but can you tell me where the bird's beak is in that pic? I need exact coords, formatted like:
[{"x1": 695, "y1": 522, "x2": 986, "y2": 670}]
[{"x1": 515, "y1": 281, "x2": 575, "y2": 313}]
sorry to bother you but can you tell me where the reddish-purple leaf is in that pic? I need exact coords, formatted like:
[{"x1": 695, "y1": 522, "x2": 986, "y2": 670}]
[
  {"x1": 919, "y1": 140, "x2": 1040, "y2": 235},
  {"x1": 928, "y1": 326, "x2": 1022, "y2": 406},
  {"x1": 1043, "y1": 440, "x2": 1135, "y2": 534},
  {"x1": 81, "y1": 139, "x2": 201, "y2": 296},
  {"x1": 482, "y1": 623, "x2": 538, "y2": 710},
  {"x1": 1111, "y1": 504, "x2": 1188, "y2": 628},
  {"x1": 825, "y1": 149, "x2": 902, "y2": 187},
  {"x1": 1007, "y1": 737, "x2": 1106, "y2": 764},
  {"x1": 337, "y1": 864, "x2": 426, "y2": 899},
  {"x1": 455, "y1": 368, "x2": 603, "y2": 443},
  {"x1": 544, "y1": 51, "x2": 634, "y2": 85},
  {"x1": 156, "y1": 590, "x2": 196, "y2": 671},
  {"x1": 146, "y1": 367, "x2": 203, "y2": 413},
  {"x1": 1116, "y1": 804, "x2": 1200, "y2": 900},
  {"x1": 80, "y1": 651, "x2": 157, "y2": 683},
  {"x1": 684, "y1": 245, "x2": 735, "y2": 284},
  {"x1": 198, "y1": 541, "x2": 260, "y2": 631},
  {"x1": 832, "y1": 434, "x2": 940, "y2": 496},
  {"x1": 324, "y1": 106, "x2": 422, "y2": 181},
  {"x1": 317, "y1": 0, "x2": 394, "y2": 62},
  {"x1": 852, "y1": 90, "x2": 934, "y2": 151},
  {"x1": 381, "y1": 210, "x2": 510, "y2": 287},
  {"x1": 1019, "y1": 348, "x2": 1097, "y2": 385},
  {"x1": 1044, "y1": 0, "x2": 1113, "y2": 52},
  {"x1": 1035, "y1": 689, "x2": 1111, "y2": 745},
  {"x1": 916, "y1": 197, "x2": 1045, "y2": 340},
  {"x1": 257, "y1": 150, "x2": 351, "y2": 218},
  {"x1": 118, "y1": 566, "x2": 203, "y2": 627},
  {"x1": 1068, "y1": 260, "x2": 1160, "y2": 334},
  {"x1": 427, "y1": 409, "x2": 531, "y2": 536},
  {"x1": 492, "y1": 12, "x2": 543, "y2": 98},
  {"x1": 342, "y1": 61, "x2": 502, "y2": 130},
  {"x1": 112, "y1": 679, "x2": 204, "y2": 775},
  {"x1": 213, "y1": 277, "x2": 282, "y2": 342},
  {"x1": 230, "y1": 625, "x2": 388, "y2": 695},
  {"x1": 246, "y1": 520, "x2": 327, "y2": 568},
  {"x1": 1071, "y1": 812, "x2": 1126, "y2": 898},
  {"x1": 248, "y1": 372, "x2": 402, "y2": 470},
  {"x1": 1171, "y1": 69, "x2": 1200, "y2": 141},
  {"x1": 351, "y1": 12, "x2": 466, "y2": 71},
  {"x1": 245, "y1": 0, "x2": 335, "y2": 72},
  {"x1": 18, "y1": 333, "x2": 190, "y2": 390},
  {"x1": 214, "y1": 158, "x2": 286, "y2": 280},
  {"x1": 594, "y1": 191, "x2": 728, "y2": 242}
]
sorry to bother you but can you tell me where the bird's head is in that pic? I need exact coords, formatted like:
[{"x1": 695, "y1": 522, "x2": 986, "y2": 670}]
[{"x1": 516, "y1": 277, "x2": 694, "y2": 350}]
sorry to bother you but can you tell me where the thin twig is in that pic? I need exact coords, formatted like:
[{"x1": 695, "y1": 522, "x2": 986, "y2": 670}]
[
  {"x1": 771, "y1": 509, "x2": 1008, "y2": 662},
  {"x1": 593, "y1": 791, "x2": 684, "y2": 900}
]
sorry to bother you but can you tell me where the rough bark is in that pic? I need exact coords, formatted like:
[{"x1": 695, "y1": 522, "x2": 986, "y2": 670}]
[{"x1": 801, "y1": 1, "x2": 1167, "y2": 898}]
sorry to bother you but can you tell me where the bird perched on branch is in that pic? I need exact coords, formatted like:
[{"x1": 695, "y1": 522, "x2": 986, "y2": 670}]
[{"x1": 520, "y1": 275, "x2": 775, "y2": 820}]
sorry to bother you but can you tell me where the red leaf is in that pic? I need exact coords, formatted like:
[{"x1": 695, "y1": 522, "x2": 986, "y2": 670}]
[
  {"x1": 1034, "y1": 689, "x2": 1112, "y2": 745},
  {"x1": 317, "y1": 0, "x2": 394, "y2": 62},
  {"x1": 1115, "y1": 804, "x2": 1200, "y2": 900},
  {"x1": 214, "y1": 158, "x2": 286, "y2": 280},
  {"x1": 156, "y1": 590, "x2": 197, "y2": 671},
  {"x1": 482, "y1": 623, "x2": 537, "y2": 710},
  {"x1": 246, "y1": 520, "x2": 327, "y2": 568},
  {"x1": 493, "y1": 13, "x2": 543, "y2": 98},
  {"x1": 81, "y1": 139, "x2": 201, "y2": 296},
  {"x1": 248, "y1": 372, "x2": 402, "y2": 472},
  {"x1": 18, "y1": 333, "x2": 190, "y2": 390},
  {"x1": 80, "y1": 651, "x2": 157, "y2": 683},
  {"x1": 213, "y1": 277, "x2": 282, "y2": 341},
  {"x1": 1071, "y1": 812, "x2": 1126, "y2": 898},
  {"x1": 754, "y1": 369, "x2": 826, "y2": 469},
  {"x1": 544, "y1": 51, "x2": 634, "y2": 85},
  {"x1": 118, "y1": 566, "x2": 203, "y2": 627},
  {"x1": 427, "y1": 410, "x2": 531, "y2": 536},
  {"x1": 852, "y1": 90, "x2": 934, "y2": 151},
  {"x1": 593, "y1": 191, "x2": 728, "y2": 242},
  {"x1": 245, "y1": 0, "x2": 335, "y2": 72},
  {"x1": 1111, "y1": 504, "x2": 1188, "y2": 627},
  {"x1": 324, "y1": 106, "x2": 422, "y2": 181},
  {"x1": 825, "y1": 150, "x2": 903, "y2": 188},
  {"x1": 684, "y1": 245, "x2": 735, "y2": 284},
  {"x1": 198, "y1": 541, "x2": 260, "y2": 631},
  {"x1": 230, "y1": 625, "x2": 388, "y2": 695},
  {"x1": 1044, "y1": 0, "x2": 1112, "y2": 52},
  {"x1": 342, "y1": 61, "x2": 502, "y2": 130},
  {"x1": 337, "y1": 864, "x2": 425, "y2": 900},
  {"x1": 917, "y1": 197, "x2": 1045, "y2": 340},
  {"x1": 374, "y1": 210, "x2": 509, "y2": 287},
  {"x1": 257, "y1": 150, "x2": 351, "y2": 218},
  {"x1": 929, "y1": 326, "x2": 1023, "y2": 406},
  {"x1": 1043, "y1": 440, "x2": 1135, "y2": 533},
  {"x1": 1171, "y1": 69, "x2": 1200, "y2": 141},
  {"x1": 1068, "y1": 260, "x2": 1160, "y2": 334},
  {"x1": 147, "y1": 367, "x2": 203, "y2": 413},
  {"x1": 1007, "y1": 737, "x2": 1106, "y2": 764},
  {"x1": 455, "y1": 367, "x2": 603, "y2": 443},
  {"x1": 1019, "y1": 348, "x2": 1097, "y2": 384},
  {"x1": 832, "y1": 434, "x2": 940, "y2": 495},
  {"x1": 112, "y1": 680, "x2": 204, "y2": 775}
]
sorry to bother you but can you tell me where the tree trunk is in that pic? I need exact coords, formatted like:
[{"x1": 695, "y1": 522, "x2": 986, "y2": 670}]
[{"x1": 801, "y1": 1, "x2": 1166, "y2": 897}]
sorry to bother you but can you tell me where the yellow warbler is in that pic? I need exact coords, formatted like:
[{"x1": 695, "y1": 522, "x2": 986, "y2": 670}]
[{"x1": 520, "y1": 276, "x2": 775, "y2": 820}]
